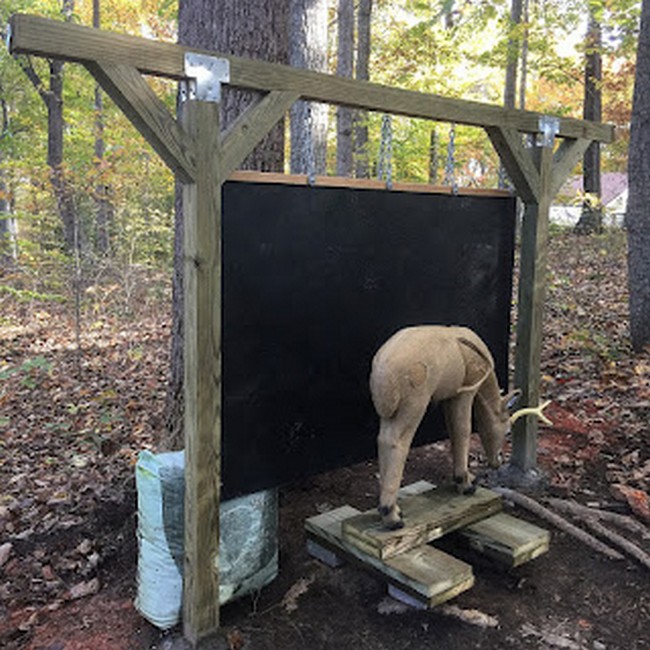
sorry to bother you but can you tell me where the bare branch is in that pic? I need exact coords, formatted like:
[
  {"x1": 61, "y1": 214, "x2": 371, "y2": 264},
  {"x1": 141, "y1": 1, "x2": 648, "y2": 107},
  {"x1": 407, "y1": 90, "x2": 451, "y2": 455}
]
[{"x1": 493, "y1": 487, "x2": 624, "y2": 561}]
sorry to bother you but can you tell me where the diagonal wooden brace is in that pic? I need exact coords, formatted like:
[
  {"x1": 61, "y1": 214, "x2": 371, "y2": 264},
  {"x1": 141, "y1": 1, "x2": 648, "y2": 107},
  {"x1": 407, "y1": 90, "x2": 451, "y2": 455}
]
[{"x1": 86, "y1": 61, "x2": 197, "y2": 183}]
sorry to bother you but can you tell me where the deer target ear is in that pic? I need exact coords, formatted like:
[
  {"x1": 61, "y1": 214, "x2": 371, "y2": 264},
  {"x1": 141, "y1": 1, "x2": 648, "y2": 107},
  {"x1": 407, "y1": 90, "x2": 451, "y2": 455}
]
[{"x1": 502, "y1": 389, "x2": 521, "y2": 411}]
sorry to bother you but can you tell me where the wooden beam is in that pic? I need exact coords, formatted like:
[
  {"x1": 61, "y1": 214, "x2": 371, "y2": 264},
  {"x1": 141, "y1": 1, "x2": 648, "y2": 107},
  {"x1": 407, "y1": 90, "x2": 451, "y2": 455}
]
[
  {"x1": 86, "y1": 62, "x2": 196, "y2": 183},
  {"x1": 227, "y1": 170, "x2": 513, "y2": 197},
  {"x1": 550, "y1": 137, "x2": 593, "y2": 199},
  {"x1": 220, "y1": 90, "x2": 299, "y2": 178},
  {"x1": 485, "y1": 126, "x2": 540, "y2": 203},
  {"x1": 511, "y1": 143, "x2": 553, "y2": 471},
  {"x1": 182, "y1": 99, "x2": 222, "y2": 644},
  {"x1": 9, "y1": 13, "x2": 615, "y2": 143}
]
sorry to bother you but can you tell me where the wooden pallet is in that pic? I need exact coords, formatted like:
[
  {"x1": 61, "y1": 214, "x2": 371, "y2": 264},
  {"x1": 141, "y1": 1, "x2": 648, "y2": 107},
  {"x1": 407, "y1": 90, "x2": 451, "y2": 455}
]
[
  {"x1": 305, "y1": 482, "x2": 550, "y2": 608},
  {"x1": 306, "y1": 506, "x2": 475, "y2": 607}
]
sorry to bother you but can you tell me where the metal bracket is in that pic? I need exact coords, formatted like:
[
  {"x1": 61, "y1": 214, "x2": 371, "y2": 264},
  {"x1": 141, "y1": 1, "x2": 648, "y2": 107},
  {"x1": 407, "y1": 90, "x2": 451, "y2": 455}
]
[
  {"x1": 180, "y1": 53, "x2": 230, "y2": 103},
  {"x1": 537, "y1": 116, "x2": 560, "y2": 148}
]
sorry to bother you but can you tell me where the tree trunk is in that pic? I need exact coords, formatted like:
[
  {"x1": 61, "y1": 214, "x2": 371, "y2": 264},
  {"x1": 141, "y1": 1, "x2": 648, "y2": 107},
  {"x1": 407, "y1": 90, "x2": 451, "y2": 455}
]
[
  {"x1": 16, "y1": 1, "x2": 77, "y2": 252},
  {"x1": 500, "y1": 0, "x2": 522, "y2": 188},
  {"x1": 519, "y1": 0, "x2": 529, "y2": 110},
  {"x1": 336, "y1": 0, "x2": 354, "y2": 177},
  {"x1": 504, "y1": 0, "x2": 522, "y2": 110},
  {"x1": 165, "y1": 0, "x2": 289, "y2": 449},
  {"x1": 93, "y1": 0, "x2": 112, "y2": 254},
  {"x1": 289, "y1": 0, "x2": 328, "y2": 176},
  {"x1": 0, "y1": 91, "x2": 17, "y2": 266},
  {"x1": 179, "y1": 0, "x2": 288, "y2": 170},
  {"x1": 354, "y1": 0, "x2": 372, "y2": 179},
  {"x1": 47, "y1": 59, "x2": 77, "y2": 252},
  {"x1": 576, "y1": 10, "x2": 603, "y2": 235},
  {"x1": 627, "y1": 0, "x2": 650, "y2": 351}
]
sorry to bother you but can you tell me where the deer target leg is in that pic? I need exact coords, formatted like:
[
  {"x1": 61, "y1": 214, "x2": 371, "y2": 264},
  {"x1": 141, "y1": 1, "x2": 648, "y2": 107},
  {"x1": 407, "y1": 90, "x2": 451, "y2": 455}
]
[
  {"x1": 443, "y1": 395, "x2": 476, "y2": 494},
  {"x1": 377, "y1": 404, "x2": 427, "y2": 529}
]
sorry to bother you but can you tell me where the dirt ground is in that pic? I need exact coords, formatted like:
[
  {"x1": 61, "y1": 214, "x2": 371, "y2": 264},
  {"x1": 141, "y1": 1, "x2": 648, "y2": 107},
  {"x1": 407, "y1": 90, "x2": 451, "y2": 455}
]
[
  {"x1": 10, "y1": 439, "x2": 650, "y2": 650},
  {"x1": 1, "y1": 232, "x2": 649, "y2": 649}
]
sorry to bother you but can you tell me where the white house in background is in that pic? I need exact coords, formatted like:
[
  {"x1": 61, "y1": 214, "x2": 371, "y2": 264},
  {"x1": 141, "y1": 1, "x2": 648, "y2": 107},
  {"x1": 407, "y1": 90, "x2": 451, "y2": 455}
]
[{"x1": 550, "y1": 172, "x2": 628, "y2": 227}]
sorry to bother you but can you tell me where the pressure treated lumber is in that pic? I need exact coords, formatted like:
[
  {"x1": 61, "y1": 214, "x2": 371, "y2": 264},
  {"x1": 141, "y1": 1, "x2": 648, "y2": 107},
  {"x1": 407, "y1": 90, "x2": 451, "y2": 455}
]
[
  {"x1": 306, "y1": 506, "x2": 475, "y2": 607},
  {"x1": 342, "y1": 486, "x2": 503, "y2": 560},
  {"x1": 227, "y1": 170, "x2": 512, "y2": 196},
  {"x1": 456, "y1": 512, "x2": 550, "y2": 567},
  {"x1": 86, "y1": 62, "x2": 196, "y2": 183},
  {"x1": 8, "y1": 13, "x2": 615, "y2": 143},
  {"x1": 511, "y1": 144, "x2": 553, "y2": 471},
  {"x1": 182, "y1": 100, "x2": 223, "y2": 643}
]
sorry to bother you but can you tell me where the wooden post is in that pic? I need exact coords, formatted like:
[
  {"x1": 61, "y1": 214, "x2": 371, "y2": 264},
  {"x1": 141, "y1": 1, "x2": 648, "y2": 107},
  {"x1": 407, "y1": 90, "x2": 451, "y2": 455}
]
[
  {"x1": 511, "y1": 141, "x2": 553, "y2": 471},
  {"x1": 182, "y1": 98, "x2": 223, "y2": 644}
]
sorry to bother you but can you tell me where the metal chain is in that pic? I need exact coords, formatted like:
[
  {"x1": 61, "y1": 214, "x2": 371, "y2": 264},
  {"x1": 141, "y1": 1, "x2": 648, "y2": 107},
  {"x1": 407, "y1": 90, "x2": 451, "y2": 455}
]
[
  {"x1": 377, "y1": 114, "x2": 393, "y2": 190},
  {"x1": 444, "y1": 123, "x2": 458, "y2": 195},
  {"x1": 304, "y1": 102, "x2": 316, "y2": 186}
]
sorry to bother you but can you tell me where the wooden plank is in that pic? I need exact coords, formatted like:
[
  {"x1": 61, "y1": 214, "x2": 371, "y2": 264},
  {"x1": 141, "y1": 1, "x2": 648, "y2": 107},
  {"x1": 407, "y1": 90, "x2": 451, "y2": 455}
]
[
  {"x1": 512, "y1": 143, "x2": 553, "y2": 471},
  {"x1": 86, "y1": 62, "x2": 196, "y2": 183},
  {"x1": 342, "y1": 486, "x2": 502, "y2": 560},
  {"x1": 306, "y1": 506, "x2": 474, "y2": 606},
  {"x1": 456, "y1": 512, "x2": 550, "y2": 567},
  {"x1": 182, "y1": 99, "x2": 222, "y2": 645},
  {"x1": 485, "y1": 126, "x2": 540, "y2": 203},
  {"x1": 8, "y1": 13, "x2": 615, "y2": 143},
  {"x1": 550, "y1": 137, "x2": 593, "y2": 199},
  {"x1": 226, "y1": 170, "x2": 513, "y2": 197},
  {"x1": 221, "y1": 91, "x2": 299, "y2": 178}
]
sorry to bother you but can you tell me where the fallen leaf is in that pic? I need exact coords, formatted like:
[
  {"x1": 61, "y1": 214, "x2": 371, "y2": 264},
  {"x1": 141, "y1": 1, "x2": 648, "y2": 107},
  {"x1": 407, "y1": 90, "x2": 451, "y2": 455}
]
[
  {"x1": 440, "y1": 604, "x2": 499, "y2": 629},
  {"x1": 0, "y1": 542, "x2": 13, "y2": 567},
  {"x1": 68, "y1": 577, "x2": 100, "y2": 600},
  {"x1": 281, "y1": 575, "x2": 315, "y2": 613}
]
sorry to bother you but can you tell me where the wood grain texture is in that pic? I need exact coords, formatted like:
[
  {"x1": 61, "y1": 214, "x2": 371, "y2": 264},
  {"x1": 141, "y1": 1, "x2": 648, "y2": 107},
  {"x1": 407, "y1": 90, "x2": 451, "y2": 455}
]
[
  {"x1": 512, "y1": 144, "x2": 553, "y2": 471},
  {"x1": 456, "y1": 512, "x2": 550, "y2": 567},
  {"x1": 226, "y1": 170, "x2": 513, "y2": 196},
  {"x1": 550, "y1": 138, "x2": 593, "y2": 199},
  {"x1": 182, "y1": 100, "x2": 222, "y2": 644},
  {"x1": 306, "y1": 506, "x2": 474, "y2": 606},
  {"x1": 221, "y1": 91, "x2": 299, "y2": 178},
  {"x1": 86, "y1": 62, "x2": 196, "y2": 183},
  {"x1": 485, "y1": 126, "x2": 540, "y2": 203},
  {"x1": 9, "y1": 13, "x2": 615, "y2": 142},
  {"x1": 342, "y1": 486, "x2": 503, "y2": 560}
]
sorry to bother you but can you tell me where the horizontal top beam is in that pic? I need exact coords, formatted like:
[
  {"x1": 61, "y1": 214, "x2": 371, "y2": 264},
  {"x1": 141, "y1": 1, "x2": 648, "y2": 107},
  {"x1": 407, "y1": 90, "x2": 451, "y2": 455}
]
[{"x1": 8, "y1": 13, "x2": 615, "y2": 144}]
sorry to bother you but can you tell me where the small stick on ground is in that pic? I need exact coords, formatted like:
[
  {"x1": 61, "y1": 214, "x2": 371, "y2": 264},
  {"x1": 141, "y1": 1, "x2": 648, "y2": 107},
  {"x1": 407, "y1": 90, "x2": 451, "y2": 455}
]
[
  {"x1": 492, "y1": 487, "x2": 624, "y2": 561},
  {"x1": 545, "y1": 499, "x2": 650, "y2": 569},
  {"x1": 546, "y1": 498, "x2": 650, "y2": 539},
  {"x1": 581, "y1": 517, "x2": 650, "y2": 570}
]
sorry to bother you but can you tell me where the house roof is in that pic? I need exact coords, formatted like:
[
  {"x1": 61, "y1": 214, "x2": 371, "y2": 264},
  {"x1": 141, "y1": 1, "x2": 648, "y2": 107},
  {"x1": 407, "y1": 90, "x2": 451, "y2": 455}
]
[{"x1": 558, "y1": 172, "x2": 628, "y2": 206}]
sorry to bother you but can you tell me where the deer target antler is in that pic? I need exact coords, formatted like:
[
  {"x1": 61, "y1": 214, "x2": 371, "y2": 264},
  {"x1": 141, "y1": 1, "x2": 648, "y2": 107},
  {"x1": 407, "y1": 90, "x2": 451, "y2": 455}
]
[{"x1": 510, "y1": 400, "x2": 553, "y2": 426}]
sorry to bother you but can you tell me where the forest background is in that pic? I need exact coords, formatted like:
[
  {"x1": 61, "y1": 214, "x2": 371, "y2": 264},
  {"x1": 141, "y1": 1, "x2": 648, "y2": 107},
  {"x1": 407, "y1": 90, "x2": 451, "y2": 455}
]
[{"x1": 0, "y1": 0, "x2": 641, "y2": 306}]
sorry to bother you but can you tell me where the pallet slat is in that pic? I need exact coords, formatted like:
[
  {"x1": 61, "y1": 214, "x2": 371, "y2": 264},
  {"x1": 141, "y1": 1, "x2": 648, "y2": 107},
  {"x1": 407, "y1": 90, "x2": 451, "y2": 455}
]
[
  {"x1": 456, "y1": 512, "x2": 550, "y2": 567},
  {"x1": 341, "y1": 485, "x2": 503, "y2": 560}
]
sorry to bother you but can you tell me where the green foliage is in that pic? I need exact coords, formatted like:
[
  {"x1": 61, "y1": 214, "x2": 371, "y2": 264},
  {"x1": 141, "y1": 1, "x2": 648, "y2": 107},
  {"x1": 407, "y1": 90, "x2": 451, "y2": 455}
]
[
  {"x1": 0, "y1": 355, "x2": 53, "y2": 386},
  {"x1": 0, "y1": 0, "x2": 639, "y2": 321}
]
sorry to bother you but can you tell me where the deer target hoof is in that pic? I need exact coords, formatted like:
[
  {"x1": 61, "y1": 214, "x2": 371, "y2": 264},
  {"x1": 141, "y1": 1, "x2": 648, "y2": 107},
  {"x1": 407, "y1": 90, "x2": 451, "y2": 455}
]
[
  {"x1": 378, "y1": 505, "x2": 404, "y2": 530},
  {"x1": 454, "y1": 476, "x2": 477, "y2": 495}
]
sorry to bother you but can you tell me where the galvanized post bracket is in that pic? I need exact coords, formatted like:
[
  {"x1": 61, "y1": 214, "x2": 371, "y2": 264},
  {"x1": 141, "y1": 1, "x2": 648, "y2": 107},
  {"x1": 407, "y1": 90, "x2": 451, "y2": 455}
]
[
  {"x1": 537, "y1": 116, "x2": 560, "y2": 148},
  {"x1": 180, "y1": 52, "x2": 230, "y2": 103}
]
